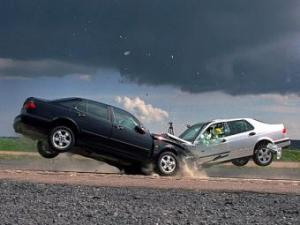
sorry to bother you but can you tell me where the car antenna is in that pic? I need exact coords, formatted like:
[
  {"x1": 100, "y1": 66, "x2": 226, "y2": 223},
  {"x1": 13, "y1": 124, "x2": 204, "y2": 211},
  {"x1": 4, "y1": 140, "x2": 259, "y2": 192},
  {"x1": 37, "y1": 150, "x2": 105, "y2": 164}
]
[{"x1": 168, "y1": 122, "x2": 174, "y2": 135}]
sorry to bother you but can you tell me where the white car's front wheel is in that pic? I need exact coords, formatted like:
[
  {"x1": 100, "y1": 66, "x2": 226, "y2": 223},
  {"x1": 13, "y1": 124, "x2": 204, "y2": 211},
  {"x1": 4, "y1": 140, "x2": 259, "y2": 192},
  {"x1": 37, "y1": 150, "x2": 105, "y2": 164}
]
[{"x1": 253, "y1": 143, "x2": 273, "y2": 166}]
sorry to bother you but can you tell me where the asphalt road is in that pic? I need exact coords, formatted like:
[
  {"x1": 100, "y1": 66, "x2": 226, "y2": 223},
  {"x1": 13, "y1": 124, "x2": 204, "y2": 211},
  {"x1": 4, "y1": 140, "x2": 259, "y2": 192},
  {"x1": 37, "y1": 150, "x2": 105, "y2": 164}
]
[
  {"x1": 1, "y1": 169, "x2": 300, "y2": 194},
  {"x1": 0, "y1": 179, "x2": 299, "y2": 225},
  {"x1": 0, "y1": 153, "x2": 299, "y2": 180},
  {"x1": 0, "y1": 152, "x2": 299, "y2": 225}
]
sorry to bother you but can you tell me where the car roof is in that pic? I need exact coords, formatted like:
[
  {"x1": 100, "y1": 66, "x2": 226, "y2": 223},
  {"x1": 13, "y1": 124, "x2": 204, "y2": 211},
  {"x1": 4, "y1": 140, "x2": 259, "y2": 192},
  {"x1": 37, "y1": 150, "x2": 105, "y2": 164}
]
[
  {"x1": 191, "y1": 118, "x2": 253, "y2": 126},
  {"x1": 51, "y1": 97, "x2": 82, "y2": 102},
  {"x1": 211, "y1": 118, "x2": 252, "y2": 123},
  {"x1": 53, "y1": 97, "x2": 109, "y2": 106},
  {"x1": 53, "y1": 97, "x2": 138, "y2": 118}
]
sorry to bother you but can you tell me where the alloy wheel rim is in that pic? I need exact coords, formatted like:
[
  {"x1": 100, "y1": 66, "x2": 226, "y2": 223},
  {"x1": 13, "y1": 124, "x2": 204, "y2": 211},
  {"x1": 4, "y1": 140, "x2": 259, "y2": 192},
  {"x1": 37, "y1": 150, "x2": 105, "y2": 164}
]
[
  {"x1": 257, "y1": 148, "x2": 272, "y2": 164},
  {"x1": 160, "y1": 155, "x2": 176, "y2": 174},
  {"x1": 52, "y1": 129, "x2": 72, "y2": 150}
]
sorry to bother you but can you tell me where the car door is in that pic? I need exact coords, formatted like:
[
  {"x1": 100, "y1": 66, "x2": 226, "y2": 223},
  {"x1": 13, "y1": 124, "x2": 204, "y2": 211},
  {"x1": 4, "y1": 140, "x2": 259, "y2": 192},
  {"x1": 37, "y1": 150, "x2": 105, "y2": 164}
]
[
  {"x1": 191, "y1": 122, "x2": 230, "y2": 164},
  {"x1": 110, "y1": 107, "x2": 153, "y2": 160},
  {"x1": 73, "y1": 100, "x2": 113, "y2": 149},
  {"x1": 224, "y1": 120, "x2": 256, "y2": 160}
]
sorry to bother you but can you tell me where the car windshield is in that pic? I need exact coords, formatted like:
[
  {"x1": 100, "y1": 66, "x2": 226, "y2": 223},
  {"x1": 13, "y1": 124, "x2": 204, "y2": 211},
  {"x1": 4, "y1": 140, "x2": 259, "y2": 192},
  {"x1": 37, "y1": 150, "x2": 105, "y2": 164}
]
[{"x1": 179, "y1": 123, "x2": 208, "y2": 142}]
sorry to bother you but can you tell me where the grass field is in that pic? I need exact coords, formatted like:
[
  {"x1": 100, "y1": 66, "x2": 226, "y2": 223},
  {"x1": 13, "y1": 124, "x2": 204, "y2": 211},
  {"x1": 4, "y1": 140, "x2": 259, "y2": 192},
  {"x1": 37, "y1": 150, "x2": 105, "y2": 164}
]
[
  {"x1": 280, "y1": 149, "x2": 300, "y2": 162},
  {"x1": 0, "y1": 137, "x2": 36, "y2": 152},
  {"x1": 0, "y1": 137, "x2": 299, "y2": 162}
]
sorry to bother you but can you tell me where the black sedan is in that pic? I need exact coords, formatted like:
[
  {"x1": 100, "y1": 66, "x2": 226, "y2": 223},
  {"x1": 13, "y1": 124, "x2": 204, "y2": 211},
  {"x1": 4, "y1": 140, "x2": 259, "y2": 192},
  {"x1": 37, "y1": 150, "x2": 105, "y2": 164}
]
[{"x1": 14, "y1": 97, "x2": 191, "y2": 176}]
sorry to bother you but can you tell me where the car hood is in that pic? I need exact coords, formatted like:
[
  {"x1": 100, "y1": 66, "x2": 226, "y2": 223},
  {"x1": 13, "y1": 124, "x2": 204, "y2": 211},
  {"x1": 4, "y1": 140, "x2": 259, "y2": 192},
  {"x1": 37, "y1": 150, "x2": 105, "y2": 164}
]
[{"x1": 152, "y1": 133, "x2": 192, "y2": 146}]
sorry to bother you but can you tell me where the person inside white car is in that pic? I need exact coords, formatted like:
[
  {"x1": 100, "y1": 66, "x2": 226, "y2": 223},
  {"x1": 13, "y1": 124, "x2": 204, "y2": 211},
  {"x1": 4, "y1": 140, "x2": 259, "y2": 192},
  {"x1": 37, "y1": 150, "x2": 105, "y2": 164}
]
[{"x1": 201, "y1": 123, "x2": 226, "y2": 145}]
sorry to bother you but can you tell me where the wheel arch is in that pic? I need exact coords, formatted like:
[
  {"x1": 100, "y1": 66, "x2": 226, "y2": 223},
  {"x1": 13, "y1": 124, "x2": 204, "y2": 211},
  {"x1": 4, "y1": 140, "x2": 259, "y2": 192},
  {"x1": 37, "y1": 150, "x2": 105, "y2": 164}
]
[
  {"x1": 50, "y1": 117, "x2": 80, "y2": 135},
  {"x1": 154, "y1": 145, "x2": 180, "y2": 161},
  {"x1": 159, "y1": 147, "x2": 178, "y2": 156},
  {"x1": 254, "y1": 138, "x2": 273, "y2": 153}
]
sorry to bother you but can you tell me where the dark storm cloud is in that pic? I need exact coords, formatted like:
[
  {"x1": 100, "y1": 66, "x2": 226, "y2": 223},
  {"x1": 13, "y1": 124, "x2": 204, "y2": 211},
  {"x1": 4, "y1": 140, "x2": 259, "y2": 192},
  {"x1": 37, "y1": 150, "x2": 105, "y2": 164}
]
[{"x1": 1, "y1": 0, "x2": 300, "y2": 94}]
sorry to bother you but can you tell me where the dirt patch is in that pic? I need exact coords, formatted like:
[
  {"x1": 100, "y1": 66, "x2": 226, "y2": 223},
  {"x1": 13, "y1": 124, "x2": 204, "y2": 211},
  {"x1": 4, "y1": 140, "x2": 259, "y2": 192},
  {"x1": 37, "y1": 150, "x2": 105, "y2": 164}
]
[{"x1": 0, "y1": 169, "x2": 299, "y2": 194}]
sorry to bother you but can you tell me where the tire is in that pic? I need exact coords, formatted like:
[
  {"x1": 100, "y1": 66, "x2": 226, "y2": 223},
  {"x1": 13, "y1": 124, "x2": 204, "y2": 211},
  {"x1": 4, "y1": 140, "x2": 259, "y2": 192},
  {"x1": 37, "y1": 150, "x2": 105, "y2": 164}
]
[
  {"x1": 231, "y1": 157, "x2": 250, "y2": 167},
  {"x1": 48, "y1": 126, "x2": 75, "y2": 152},
  {"x1": 253, "y1": 142, "x2": 273, "y2": 166},
  {"x1": 37, "y1": 140, "x2": 59, "y2": 159},
  {"x1": 156, "y1": 151, "x2": 179, "y2": 176}
]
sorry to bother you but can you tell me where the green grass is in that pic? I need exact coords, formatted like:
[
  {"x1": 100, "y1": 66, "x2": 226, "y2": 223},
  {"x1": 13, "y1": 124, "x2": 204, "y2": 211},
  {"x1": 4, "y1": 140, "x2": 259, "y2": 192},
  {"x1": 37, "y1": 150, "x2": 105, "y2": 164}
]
[
  {"x1": 0, "y1": 137, "x2": 299, "y2": 162},
  {"x1": 0, "y1": 137, "x2": 36, "y2": 152},
  {"x1": 280, "y1": 149, "x2": 300, "y2": 162}
]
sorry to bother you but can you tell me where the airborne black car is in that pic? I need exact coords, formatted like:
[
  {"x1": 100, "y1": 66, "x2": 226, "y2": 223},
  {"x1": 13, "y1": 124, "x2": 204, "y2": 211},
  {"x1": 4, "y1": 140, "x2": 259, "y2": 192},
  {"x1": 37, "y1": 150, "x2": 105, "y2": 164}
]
[{"x1": 14, "y1": 97, "x2": 190, "y2": 176}]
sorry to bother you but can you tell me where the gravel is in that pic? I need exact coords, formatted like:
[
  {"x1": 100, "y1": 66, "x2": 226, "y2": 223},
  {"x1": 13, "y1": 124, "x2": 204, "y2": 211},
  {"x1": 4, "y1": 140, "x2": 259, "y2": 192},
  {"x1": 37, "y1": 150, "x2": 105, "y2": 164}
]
[{"x1": 0, "y1": 180, "x2": 299, "y2": 225}]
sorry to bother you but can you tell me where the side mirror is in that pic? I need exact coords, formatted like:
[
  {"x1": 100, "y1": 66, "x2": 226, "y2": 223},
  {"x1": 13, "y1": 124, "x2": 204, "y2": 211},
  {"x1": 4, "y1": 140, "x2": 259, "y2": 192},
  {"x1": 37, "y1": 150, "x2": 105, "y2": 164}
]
[{"x1": 135, "y1": 125, "x2": 146, "y2": 134}]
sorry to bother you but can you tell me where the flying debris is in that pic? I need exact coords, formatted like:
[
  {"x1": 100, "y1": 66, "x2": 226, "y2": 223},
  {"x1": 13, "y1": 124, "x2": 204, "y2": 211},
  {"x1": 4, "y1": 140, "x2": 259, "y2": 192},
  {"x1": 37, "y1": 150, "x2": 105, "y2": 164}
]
[{"x1": 124, "y1": 51, "x2": 131, "y2": 56}]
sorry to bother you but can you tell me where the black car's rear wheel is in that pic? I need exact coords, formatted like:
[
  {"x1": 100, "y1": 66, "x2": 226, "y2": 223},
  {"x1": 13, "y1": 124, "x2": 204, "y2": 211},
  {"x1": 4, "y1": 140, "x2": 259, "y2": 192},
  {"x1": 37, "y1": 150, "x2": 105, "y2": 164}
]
[
  {"x1": 49, "y1": 126, "x2": 75, "y2": 152},
  {"x1": 231, "y1": 157, "x2": 250, "y2": 167},
  {"x1": 157, "y1": 151, "x2": 179, "y2": 176},
  {"x1": 37, "y1": 140, "x2": 59, "y2": 159}
]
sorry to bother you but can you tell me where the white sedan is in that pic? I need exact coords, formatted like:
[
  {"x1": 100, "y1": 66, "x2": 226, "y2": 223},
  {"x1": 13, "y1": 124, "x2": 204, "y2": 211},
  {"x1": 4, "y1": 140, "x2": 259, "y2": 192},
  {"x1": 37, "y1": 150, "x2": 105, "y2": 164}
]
[{"x1": 167, "y1": 118, "x2": 290, "y2": 167}]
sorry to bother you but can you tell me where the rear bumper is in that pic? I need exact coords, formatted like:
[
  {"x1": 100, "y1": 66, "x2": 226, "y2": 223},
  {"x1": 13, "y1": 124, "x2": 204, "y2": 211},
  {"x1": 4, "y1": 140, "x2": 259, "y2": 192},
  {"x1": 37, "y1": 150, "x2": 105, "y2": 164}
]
[
  {"x1": 13, "y1": 115, "x2": 47, "y2": 140},
  {"x1": 274, "y1": 139, "x2": 291, "y2": 149}
]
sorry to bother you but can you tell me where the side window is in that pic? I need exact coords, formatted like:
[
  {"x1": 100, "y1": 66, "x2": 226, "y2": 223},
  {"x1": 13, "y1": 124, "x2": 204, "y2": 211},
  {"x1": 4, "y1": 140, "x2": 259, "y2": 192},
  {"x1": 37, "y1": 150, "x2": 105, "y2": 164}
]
[
  {"x1": 198, "y1": 122, "x2": 229, "y2": 144},
  {"x1": 204, "y1": 123, "x2": 227, "y2": 139},
  {"x1": 86, "y1": 101, "x2": 109, "y2": 120},
  {"x1": 75, "y1": 101, "x2": 86, "y2": 112},
  {"x1": 227, "y1": 120, "x2": 254, "y2": 135},
  {"x1": 113, "y1": 108, "x2": 140, "y2": 131},
  {"x1": 59, "y1": 99, "x2": 87, "y2": 112}
]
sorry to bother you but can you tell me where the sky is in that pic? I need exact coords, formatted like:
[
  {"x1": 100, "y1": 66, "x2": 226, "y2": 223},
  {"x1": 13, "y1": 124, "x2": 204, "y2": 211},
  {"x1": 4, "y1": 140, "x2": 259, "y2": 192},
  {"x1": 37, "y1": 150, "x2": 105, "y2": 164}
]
[{"x1": 0, "y1": 0, "x2": 300, "y2": 138}]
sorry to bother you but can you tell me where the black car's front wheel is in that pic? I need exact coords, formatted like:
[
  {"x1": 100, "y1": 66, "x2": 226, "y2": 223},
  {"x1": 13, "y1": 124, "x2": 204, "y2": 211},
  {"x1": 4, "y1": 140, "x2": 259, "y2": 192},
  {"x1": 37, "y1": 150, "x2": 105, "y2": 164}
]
[
  {"x1": 37, "y1": 140, "x2": 59, "y2": 159},
  {"x1": 49, "y1": 126, "x2": 75, "y2": 152},
  {"x1": 157, "y1": 151, "x2": 179, "y2": 176}
]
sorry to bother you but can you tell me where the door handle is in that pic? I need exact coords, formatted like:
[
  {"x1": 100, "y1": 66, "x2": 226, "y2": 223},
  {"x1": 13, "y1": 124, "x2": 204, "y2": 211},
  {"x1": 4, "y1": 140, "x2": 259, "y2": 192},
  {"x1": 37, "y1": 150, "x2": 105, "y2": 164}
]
[
  {"x1": 114, "y1": 125, "x2": 124, "y2": 130},
  {"x1": 77, "y1": 112, "x2": 86, "y2": 117},
  {"x1": 249, "y1": 132, "x2": 256, "y2": 136}
]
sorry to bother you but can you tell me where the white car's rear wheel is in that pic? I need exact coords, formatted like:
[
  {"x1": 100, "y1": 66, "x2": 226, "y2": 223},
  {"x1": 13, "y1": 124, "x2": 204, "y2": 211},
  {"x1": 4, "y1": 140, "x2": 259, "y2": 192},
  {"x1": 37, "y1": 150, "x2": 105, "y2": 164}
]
[{"x1": 253, "y1": 143, "x2": 273, "y2": 166}]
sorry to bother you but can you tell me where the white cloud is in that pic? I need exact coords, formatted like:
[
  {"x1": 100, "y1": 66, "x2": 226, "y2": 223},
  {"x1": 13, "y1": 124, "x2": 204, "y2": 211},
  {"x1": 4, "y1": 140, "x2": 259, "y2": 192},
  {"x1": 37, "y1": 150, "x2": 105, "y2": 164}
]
[{"x1": 115, "y1": 96, "x2": 169, "y2": 123}]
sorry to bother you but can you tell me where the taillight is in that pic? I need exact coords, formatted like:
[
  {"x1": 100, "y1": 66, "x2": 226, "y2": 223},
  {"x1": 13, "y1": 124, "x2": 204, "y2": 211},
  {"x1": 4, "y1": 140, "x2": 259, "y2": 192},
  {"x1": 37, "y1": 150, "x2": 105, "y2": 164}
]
[
  {"x1": 282, "y1": 127, "x2": 287, "y2": 134},
  {"x1": 24, "y1": 101, "x2": 37, "y2": 110}
]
